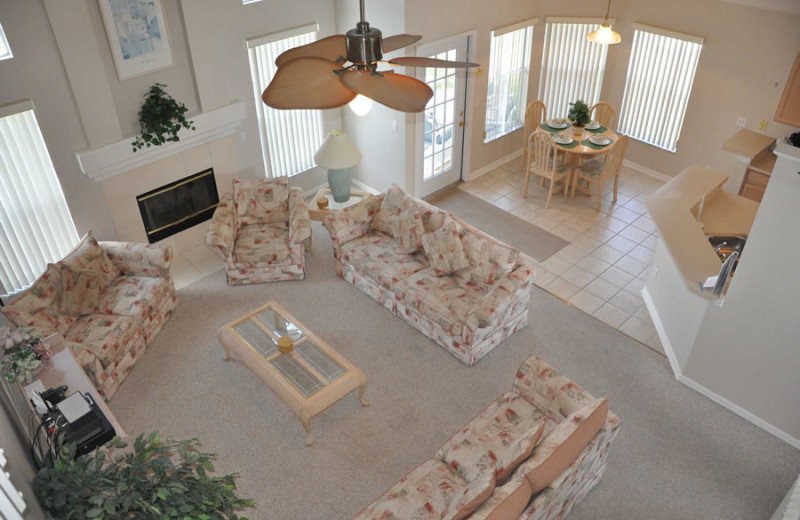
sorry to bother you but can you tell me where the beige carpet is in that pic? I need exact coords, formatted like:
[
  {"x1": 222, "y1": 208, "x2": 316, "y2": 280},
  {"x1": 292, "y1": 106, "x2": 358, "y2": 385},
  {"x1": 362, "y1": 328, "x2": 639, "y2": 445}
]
[
  {"x1": 428, "y1": 188, "x2": 568, "y2": 262},
  {"x1": 108, "y1": 223, "x2": 800, "y2": 520}
]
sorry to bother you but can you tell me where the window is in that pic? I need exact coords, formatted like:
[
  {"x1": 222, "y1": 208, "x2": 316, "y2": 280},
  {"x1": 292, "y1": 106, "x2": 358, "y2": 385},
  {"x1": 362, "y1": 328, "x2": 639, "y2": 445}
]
[
  {"x1": 0, "y1": 21, "x2": 12, "y2": 61},
  {"x1": 247, "y1": 24, "x2": 324, "y2": 177},
  {"x1": 484, "y1": 21, "x2": 535, "y2": 143},
  {"x1": 538, "y1": 18, "x2": 609, "y2": 119},
  {"x1": 0, "y1": 101, "x2": 79, "y2": 296},
  {"x1": 618, "y1": 24, "x2": 703, "y2": 152}
]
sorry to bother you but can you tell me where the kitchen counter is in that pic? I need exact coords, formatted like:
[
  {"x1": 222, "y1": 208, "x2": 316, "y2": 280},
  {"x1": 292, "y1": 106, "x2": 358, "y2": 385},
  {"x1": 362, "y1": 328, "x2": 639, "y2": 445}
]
[{"x1": 721, "y1": 129, "x2": 775, "y2": 160}]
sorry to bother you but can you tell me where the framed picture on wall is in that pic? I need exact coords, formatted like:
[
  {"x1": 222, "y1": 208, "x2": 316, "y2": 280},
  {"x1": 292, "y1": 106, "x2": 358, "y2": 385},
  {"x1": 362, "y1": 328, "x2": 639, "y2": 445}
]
[{"x1": 98, "y1": 0, "x2": 173, "y2": 80}]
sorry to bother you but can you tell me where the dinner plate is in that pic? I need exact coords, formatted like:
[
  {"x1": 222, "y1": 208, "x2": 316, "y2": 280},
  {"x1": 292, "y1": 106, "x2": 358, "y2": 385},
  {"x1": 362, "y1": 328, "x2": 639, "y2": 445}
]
[
  {"x1": 589, "y1": 134, "x2": 611, "y2": 145},
  {"x1": 548, "y1": 119, "x2": 570, "y2": 129},
  {"x1": 554, "y1": 135, "x2": 573, "y2": 145},
  {"x1": 585, "y1": 121, "x2": 600, "y2": 130}
]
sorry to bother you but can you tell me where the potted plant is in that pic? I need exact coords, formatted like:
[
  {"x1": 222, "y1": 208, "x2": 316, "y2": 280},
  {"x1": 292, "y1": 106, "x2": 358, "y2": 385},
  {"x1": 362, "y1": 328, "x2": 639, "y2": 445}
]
[
  {"x1": 33, "y1": 432, "x2": 255, "y2": 519},
  {"x1": 0, "y1": 326, "x2": 52, "y2": 384},
  {"x1": 132, "y1": 83, "x2": 195, "y2": 152},
  {"x1": 568, "y1": 100, "x2": 591, "y2": 135}
]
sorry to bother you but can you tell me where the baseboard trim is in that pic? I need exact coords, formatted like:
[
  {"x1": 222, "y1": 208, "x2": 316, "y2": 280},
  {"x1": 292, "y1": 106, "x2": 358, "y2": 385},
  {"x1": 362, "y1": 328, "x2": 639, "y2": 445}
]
[
  {"x1": 641, "y1": 287, "x2": 800, "y2": 450},
  {"x1": 623, "y1": 159, "x2": 671, "y2": 182},
  {"x1": 465, "y1": 150, "x2": 522, "y2": 182}
]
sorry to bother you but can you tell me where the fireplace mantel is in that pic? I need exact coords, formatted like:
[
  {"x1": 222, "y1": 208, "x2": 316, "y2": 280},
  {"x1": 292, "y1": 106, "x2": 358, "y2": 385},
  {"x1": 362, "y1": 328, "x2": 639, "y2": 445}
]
[{"x1": 75, "y1": 101, "x2": 247, "y2": 182}]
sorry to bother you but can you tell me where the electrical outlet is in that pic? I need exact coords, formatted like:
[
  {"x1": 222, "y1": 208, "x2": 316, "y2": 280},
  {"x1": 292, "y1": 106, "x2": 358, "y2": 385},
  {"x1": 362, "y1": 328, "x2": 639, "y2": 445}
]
[
  {"x1": 759, "y1": 119, "x2": 768, "y2": 131},
  {"x1": 736, "y1": 116, "x2": 747, "y2": 128}
]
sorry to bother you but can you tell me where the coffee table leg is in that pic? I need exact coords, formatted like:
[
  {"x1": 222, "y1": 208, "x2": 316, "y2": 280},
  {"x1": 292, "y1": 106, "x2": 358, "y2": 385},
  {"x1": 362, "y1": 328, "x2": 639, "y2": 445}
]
[
  {"x1": 300, "y1": 410, "x2": 313, "y2": 446},
  {"x1": 358, "y1": 383, "x2": 369, "y2": 407}
]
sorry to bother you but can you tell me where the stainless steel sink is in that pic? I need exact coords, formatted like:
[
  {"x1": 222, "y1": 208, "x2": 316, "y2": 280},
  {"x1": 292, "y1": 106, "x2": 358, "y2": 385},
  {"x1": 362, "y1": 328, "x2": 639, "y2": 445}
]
[{"x1": 707, "y1": 235, "x2": 746, "y2": 269}]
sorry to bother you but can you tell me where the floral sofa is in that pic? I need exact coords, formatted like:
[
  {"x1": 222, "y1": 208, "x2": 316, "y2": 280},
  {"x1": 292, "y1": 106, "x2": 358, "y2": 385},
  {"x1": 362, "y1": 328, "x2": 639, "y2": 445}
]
[
  {"x1": 352, "y1": 356, "x2": 622, "y2": 520},
  {"x1": 0, "y1": 232, "x2": 177, "y2": 399},
  {"x1": 205, "y1": 177, "x2": 312, "y2": 285},
  {"x1": 323, "y1": 186, "x2": 534, "y2": 365}
]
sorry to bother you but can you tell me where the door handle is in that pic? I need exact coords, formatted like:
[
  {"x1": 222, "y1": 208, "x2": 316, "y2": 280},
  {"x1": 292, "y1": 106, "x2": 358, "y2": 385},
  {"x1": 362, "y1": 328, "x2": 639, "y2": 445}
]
[{"x1": 459, "y1": 121, "x2": 465, "y2": 127}]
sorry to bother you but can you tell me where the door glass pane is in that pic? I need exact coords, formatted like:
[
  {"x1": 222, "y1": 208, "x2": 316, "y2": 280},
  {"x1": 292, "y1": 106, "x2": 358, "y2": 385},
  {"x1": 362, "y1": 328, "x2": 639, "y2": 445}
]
[{"x1": 423, "y1": 49, "x2": 457, "y2": 180}]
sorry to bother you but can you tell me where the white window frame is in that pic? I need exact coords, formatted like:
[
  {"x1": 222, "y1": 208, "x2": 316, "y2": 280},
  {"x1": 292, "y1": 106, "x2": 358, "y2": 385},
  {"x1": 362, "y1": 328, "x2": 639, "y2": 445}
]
[
  {"x1": 618, "y1": 23, "x2": 703, "y2": 153},
  {"x1": 247, "y1": 24, "x2": 325, "y2": 178},
  {"x1": 0, "y1": 21, "x2": 12, "y2": 61},
  {"x1": 538, "y1": 17, "x2": 610, "y2": 120},
  {"x1": 484, "y1": 19, "x2": 536, "y2": 143},
  {"x1": 0, "y1": 100, "x2": 79, "y2": 296}
]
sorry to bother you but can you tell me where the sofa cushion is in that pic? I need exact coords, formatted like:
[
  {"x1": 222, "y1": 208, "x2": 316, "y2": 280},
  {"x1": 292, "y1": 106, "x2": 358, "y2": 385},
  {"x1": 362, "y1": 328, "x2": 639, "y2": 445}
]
[
  {"x1": 233, "y1": 223, "x2": 292, "y2": 265},
  {"x1": 465, "y1": 473, "x2": 533, "y2": 520},
  {"x1": 352, "y1": 458, "x2": 495, "y2": 520},
  {"x1": 400, "y1": 270, "x2": 486, "y2": 338},
  {"x1": 232, "y1": 177, "x2": 289, "y2": 227},
  {"x1": 59, "y1": 232, "x2": 118, "y2": 287},
  {"x1": 421, "y1": 222, "x2": 471, "y2": 276},
  {"x1": 455, "y1": 226, "x2": 519, "y2": 289},
  {"x1": 437, "y1": 392, "x2": 545, "y2": 483},
  {"x1": 0, "y1": 264, "x2": 63, "y2": 336},
  {"x1": 391, "y1": 207, "x2": 425, "y2": 254},
  {"x1": 64, "y1": 314, "x2": 142, "y2": 371},
  {"x1": 516, "y1": 397, "x2": 609, "y2": 494},
  {"x1": 372, "y1": 185, "x2": 410, "y2": 236},
  {"x1": 341, "y1": 234, "x2": 429, "y2": 290},
  {"x1": 60, "y1": 265, "x2": 105, "y2": 316},
  {"x1": 96, "y1": 276, "x2": 171, "y2": 325}
]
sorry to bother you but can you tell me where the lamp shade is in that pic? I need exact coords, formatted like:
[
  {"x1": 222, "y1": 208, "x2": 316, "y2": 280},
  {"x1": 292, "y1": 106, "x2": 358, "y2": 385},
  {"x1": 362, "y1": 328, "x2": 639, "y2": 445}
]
[
  {"x1": 314, "y1": 130, "x2": 362, "y2": 169},
  {"x1": 587, "y1": 23, "x2": 621, "y2": 45}
]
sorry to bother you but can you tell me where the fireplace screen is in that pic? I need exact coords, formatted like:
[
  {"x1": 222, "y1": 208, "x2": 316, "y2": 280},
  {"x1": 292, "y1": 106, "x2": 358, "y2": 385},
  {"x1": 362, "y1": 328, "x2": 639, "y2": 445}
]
[{"x1": 136, "y1": 168, "x2": 220, "y2": 243}]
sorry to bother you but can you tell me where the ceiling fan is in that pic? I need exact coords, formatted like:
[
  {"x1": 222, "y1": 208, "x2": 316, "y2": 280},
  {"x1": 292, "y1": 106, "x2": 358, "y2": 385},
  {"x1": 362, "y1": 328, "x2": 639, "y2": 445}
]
[{"x1": 262, "y1": 0, "x2": 479, "y2": 113}]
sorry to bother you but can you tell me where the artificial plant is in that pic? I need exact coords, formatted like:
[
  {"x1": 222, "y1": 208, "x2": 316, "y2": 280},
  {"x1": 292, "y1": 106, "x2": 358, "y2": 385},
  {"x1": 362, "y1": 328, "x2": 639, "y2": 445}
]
[
  {"x1": 33, "y1": 432, "x2": 254, "y2": 520},
  {"x1": 567, "y1": 100, "x2": 591, "y2": 127},
  {"x1": 131, "y1": 83, "x2": 195, "y2": 152}
]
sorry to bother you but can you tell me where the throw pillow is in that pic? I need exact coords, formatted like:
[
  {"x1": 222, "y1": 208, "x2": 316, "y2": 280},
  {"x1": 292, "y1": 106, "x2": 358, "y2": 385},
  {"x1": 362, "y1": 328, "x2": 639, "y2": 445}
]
[
  {"x1": 421, "y1": 222, "x2": 471, "y2": 276},
  {"x1": 517, "y1": 397, "x2": 609, "y2": 494},
  {"x1": 60, "y1": 265, "x2": 105, "y2": 316},
  {"x1": 465, "y1": 474, "x2": 533, "y2": 520},
  {"x1": 59, "y1": 232, "x2": 118, "y2": 287},
  {"x1": 0, "y1": 263, "x2": 63, "y2": 336},
  {"x1": 390, "y1": 208, "x2": 425, "y2": 254},
  {"x1": 371, "y1": 185, "x2": 407, "y2": 236},
  {"x1": 457, "y1": 227, "x2": 519, "y2": 288},
  {"x1": 232, "y1": 177, "x2": 290, "y2": 227}
]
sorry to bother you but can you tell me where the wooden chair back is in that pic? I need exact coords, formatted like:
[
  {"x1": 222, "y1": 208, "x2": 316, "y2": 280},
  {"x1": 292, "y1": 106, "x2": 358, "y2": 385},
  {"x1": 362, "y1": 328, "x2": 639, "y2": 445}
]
[
  {"x1": 529, "y1": 130, "x2": 559, "y2": 179},
  {"x1": 520, "y1": 101, "x2": 547, "y2": 167},
  {"x1": 601, "y1": 134, "x2": 628, "y2": 180},
  {"x1": 591, "y1": 102, "x2": 618, "y2": 130}
]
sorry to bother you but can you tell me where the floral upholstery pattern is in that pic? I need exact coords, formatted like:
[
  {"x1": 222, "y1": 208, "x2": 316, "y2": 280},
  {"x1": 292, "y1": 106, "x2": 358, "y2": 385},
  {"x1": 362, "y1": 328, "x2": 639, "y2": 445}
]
[
  {"x1": 354, "y1": 357, "x2": 622, "y2": 520},
  {"x1": 456, "y1": 222, "x2": 520, "y2": 289},
  {"x1": 324, "y1": 187, "x2": 533, "y2": 366},
  {"x1": 421, "y1": 222, "x2": 471, "y2": 276},
  {"x1": 0, "y1": 239, "x2": 176, "y2": 400},
  {"x1": 437, "y1": 392, "x2": 546, "y2": 482},
  {"x1": 575, "y1": 158, "x2": 604, "y2": 176},
  {"x1": 352, "y1": 459, "x2": 495, "y2": 520},
  {"x1": 391, "y1": 208, "x2": 425, "y2": 254},
  {"x1": 206, "y1": 179, "x2": 311, "y2": 285}
]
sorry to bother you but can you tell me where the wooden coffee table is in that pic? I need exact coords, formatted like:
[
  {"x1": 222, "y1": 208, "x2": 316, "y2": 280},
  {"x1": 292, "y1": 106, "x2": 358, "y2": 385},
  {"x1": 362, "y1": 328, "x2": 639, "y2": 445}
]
[{"x1": 217, "y1": 301, "x2": 368, "y2": 445}]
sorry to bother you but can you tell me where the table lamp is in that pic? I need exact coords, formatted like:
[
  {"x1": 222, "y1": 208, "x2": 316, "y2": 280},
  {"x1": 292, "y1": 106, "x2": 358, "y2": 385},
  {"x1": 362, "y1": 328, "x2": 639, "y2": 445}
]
[{"x1": 314, "y1": 129, "x2": 362, "y2": 203}]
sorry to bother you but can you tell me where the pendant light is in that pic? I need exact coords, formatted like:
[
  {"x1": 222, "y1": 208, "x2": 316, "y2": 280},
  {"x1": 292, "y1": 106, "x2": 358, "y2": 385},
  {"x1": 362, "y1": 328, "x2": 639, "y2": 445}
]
[{"x1": 587, "y1": 0, "x2": 621, "y2": 45}]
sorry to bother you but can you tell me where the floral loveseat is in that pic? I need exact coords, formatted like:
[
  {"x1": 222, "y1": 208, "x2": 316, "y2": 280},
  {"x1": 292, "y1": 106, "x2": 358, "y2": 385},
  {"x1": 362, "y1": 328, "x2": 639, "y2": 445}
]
[
  {"x1": 0, "y1": 232, "x2": 176, "y2": 399},
  {"x1": 323, "y1": 186, "x2": 534, "y2": 365},
  {"x1": 352, "y1": 356, "x2": 621, "y2": 520},
  {"x1": 205, "y1": 177, "x2": 311, "y2": 285}
]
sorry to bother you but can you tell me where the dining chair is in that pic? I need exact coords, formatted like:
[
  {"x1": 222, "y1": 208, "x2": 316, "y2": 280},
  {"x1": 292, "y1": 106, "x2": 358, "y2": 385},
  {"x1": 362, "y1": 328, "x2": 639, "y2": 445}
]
[
  {"x1": 519, "y1": 100, "x2": 547, "y2": 168},
  {"x1": 571, "y1": 135, "x2": 629, "y2": 210},
  {"x1": 590, "y1": 102, "x2": 618, "y2": 131},
  {"x1": 523, "y1": 131, "x2": 570, "y2": 209}
]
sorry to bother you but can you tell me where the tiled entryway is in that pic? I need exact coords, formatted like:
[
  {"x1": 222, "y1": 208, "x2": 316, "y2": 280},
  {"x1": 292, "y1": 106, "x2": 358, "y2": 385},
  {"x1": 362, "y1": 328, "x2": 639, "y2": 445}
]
[{"x1": 458, "y1": 159, "x2": 665, "y2": 355}]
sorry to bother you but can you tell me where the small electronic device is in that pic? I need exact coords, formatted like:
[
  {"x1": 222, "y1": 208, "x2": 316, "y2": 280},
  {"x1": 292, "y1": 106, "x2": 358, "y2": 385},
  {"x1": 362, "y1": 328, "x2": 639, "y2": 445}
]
[{"x1": 53, "y1": 392, "x2": 116, "y2": 456}]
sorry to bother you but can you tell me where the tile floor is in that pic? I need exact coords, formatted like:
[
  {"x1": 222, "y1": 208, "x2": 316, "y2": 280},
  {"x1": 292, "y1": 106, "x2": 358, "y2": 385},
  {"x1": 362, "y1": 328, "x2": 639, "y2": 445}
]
[{"x1": 171, "y1": 159, "x2": 666, "y2": 355}]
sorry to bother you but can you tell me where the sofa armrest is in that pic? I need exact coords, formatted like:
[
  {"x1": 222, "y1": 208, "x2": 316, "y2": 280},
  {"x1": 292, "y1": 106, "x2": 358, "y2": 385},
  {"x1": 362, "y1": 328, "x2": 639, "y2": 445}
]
[
  {"x1": 464, "y1": 263, "x2": 534, "y2": 332},
  {"x1": 205, "y1": 193, "x2": 235, "y2": 262},
  {"x1": 322, "y1": 196, "x2": 382, "y2": 253},
  {"x1": 288, "y1": 187, "x2": 311, "y2": 245},
  {"x1": 100, "y1": 241, "x2": 172, "y2": 278}
]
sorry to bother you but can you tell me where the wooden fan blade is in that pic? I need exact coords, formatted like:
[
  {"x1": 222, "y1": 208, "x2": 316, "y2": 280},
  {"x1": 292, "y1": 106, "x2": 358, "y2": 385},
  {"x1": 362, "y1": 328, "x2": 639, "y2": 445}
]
[
  {"x1": 274, "y1": 35, "x2": 347, "y2": 68},
  {"x1": 339, "y1": 69, "x2": 433, "y2": 113},
  {"x1": 382, "y1": 34, "x2": 423, "y2": 54},
  {"x1": 388, "y1": 57, "x2": 480, "y2": 68},
  {"x1": 262, "y1": 57, "x2": 357, "y2": 110}
]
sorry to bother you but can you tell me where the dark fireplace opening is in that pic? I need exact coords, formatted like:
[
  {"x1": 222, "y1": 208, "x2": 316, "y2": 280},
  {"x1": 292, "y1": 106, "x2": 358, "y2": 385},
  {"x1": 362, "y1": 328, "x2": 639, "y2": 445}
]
[{"x1": 136, "y1": 168, "x2": 220, "y2": 243}]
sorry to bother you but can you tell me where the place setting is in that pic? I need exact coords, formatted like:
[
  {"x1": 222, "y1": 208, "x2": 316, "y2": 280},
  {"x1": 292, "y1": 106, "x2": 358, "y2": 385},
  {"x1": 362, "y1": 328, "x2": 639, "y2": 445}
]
[
  {"x1": 585, "y1": 120, "x2": 608, "y2": 133},
  {"x1": 583, "y1": 133, "x2": 614, "y2": 149},
  {"x1": 541, "y1": 118, "x2": 571, "y2": 132},
  {"x1": 553, "y1": 131, "x2": 580, "y2": 148}
]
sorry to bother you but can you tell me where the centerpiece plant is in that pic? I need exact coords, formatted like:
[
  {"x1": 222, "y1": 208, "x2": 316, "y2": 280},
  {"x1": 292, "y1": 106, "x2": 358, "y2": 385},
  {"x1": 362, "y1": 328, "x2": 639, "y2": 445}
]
[
  {"x1": 568, "y1": 100, "x2": 591, "y2": 131},
  {"x1": 0, "y1": 326, "x2": 52, "y2": 384},
  {"x1": 33, "y1": 432, "x2": 255, "y2": 520},
  {"x1": 131, "y1": 83, "x2": 195, "y2": 152}
]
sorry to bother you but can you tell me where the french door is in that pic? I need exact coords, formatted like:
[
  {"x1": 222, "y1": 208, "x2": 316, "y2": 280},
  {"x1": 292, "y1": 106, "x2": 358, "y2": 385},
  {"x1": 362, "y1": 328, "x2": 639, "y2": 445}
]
[{"x1": 415, "y1": 35, "x2": 473, "y2": 197}]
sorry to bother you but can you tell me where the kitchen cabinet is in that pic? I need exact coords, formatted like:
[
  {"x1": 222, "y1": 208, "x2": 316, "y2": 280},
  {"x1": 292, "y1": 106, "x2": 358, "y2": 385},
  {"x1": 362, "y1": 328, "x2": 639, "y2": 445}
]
[
  {"x1": 774, "y1": 52, "x2": 800, "y2": 127},
  {"x1": 739, "y1": 168, "x2": 769, "y2": 202}
]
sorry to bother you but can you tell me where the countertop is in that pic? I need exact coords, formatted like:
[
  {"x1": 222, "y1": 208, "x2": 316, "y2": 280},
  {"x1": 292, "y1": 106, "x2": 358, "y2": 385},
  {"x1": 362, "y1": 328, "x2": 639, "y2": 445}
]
[
  {"x1": 645, "y1": 165, "x2": 760, "y2": 296},
  {"x1": 721, "y1": 129, "x2": 776, "y2": 159}
]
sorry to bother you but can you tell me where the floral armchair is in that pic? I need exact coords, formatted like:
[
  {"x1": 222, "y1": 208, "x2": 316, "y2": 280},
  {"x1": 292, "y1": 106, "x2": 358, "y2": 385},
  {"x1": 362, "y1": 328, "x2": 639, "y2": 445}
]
[{"x1": 205, "y1": 177, "x2": 311, "y2": 285}]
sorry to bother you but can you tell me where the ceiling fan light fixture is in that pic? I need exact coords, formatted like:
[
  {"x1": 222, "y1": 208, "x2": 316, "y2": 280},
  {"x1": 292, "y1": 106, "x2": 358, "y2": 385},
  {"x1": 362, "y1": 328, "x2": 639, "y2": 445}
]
[
  {"x1": 346, "y1": 21, "x2": 383, "y2": 66},
  {"x1": 349, "y1": 94, "x2": 374, "y2": 116},
  {"x1": 587, "y1": 0, "x2": 621, "y2": 45}
]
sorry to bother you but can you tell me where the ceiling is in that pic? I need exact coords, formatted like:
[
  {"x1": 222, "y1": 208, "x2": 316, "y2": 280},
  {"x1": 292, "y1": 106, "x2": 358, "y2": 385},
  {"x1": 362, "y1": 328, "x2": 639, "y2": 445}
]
[{"x1": 715, "y1": 0, "x2": 800, "y2": 16}]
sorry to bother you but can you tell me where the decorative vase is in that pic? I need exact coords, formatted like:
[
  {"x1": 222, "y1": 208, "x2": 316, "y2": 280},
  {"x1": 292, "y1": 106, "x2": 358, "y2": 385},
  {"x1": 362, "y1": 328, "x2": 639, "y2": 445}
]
[
  {"x1": 30, "y1": 359, "x2": 47, "y2": 381},
  {"x1": 573, "y1": 125, "x2": 584, "y2": 136},
  {"x1": 327, "y1": 169, "x2": 352, "y2": 203}
]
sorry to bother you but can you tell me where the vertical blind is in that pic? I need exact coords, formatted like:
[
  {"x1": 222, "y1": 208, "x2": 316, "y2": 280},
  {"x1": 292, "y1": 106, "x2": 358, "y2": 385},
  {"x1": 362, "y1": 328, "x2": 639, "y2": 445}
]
[
  {"x1": 0, "y1": 21, "x2": 12, "y2": 61},
  {"x1": 618, "y1": 24, "x2": 703, "y2": 152},
  {"x1": 538, "y1": 18, "x2": 609, "y2": 119},
  {"x1": 248, "y1": 25, "x2": 324, "y2": 178},
  {"x1": 484, "y1": 20, "x2": 535, "y2": 142},
  {"x1": 0, "y1": 101, "x2": 79, "y2": 296},
  {"x1": 0, "y1": 449, "x2": 26, "y2": 519}
]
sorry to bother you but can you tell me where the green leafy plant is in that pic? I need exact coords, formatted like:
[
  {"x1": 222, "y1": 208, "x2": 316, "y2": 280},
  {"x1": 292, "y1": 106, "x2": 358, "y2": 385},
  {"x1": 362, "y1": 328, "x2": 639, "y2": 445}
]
[
  {"x1": 132, "y1": 83, "x2": 195, "y2": 152},
  {"x1": 0, "y1": 326, "x2": 52, "y2": 383},
  {"x1": 567, "y1": 100, "x2": 591, "y2": 127},
  {"x1": 33, "y1": 432, "x2": 255, "y2": 520}
]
